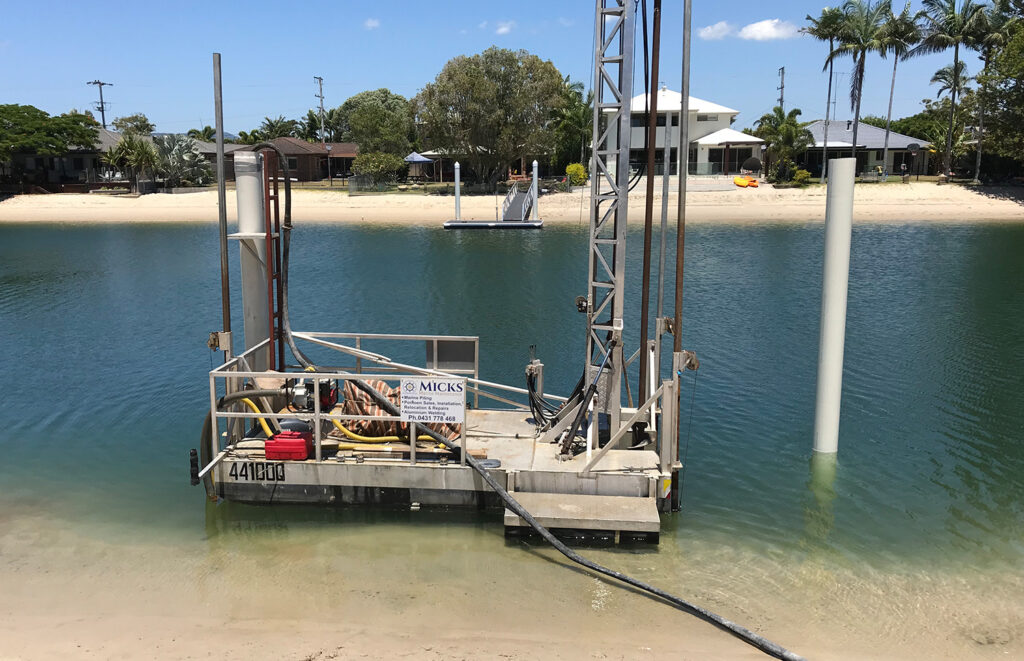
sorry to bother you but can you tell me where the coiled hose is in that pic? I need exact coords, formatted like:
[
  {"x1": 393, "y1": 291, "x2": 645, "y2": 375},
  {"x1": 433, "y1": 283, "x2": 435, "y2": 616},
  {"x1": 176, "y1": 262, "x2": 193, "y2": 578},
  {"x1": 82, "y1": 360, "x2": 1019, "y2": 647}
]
[{"x1": 246, "y1": 142, "x2": 804, "y2": 661}]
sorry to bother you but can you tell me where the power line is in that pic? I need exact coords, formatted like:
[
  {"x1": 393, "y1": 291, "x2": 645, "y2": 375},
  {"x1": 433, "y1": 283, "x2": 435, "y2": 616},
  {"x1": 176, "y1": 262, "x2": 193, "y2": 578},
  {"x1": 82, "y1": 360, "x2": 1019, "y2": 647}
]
[{"x1": 87, "y1": 79, "x2": 112, "y2": 129}]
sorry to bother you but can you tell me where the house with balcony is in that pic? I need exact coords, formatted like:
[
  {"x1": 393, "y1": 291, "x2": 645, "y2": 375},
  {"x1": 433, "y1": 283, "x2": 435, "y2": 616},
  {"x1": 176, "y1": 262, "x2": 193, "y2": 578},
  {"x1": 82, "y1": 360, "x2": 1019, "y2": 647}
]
[{"x1": 608, "y1": 85, "x2": 764, "y2": 176}]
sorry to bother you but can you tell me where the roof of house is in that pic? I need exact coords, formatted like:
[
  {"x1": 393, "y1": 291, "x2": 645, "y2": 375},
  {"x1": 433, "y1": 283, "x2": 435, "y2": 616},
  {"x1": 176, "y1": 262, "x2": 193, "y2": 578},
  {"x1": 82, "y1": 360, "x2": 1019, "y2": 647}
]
[
  {"x1": 628, "y1": 87, "x2": 739, "y2": 115},
  {"x1": 194, "y1": 140, "x2": 247, "y2": 155},
  {"x1": 695, "y1": 127, "x2": 764, "y2": 146},
  {"x1": 240, "y1": 137, "x2": 358, "y2": 157},
  {"x1": 805, "y1": 120, "x2": 927, "y2": 150}
]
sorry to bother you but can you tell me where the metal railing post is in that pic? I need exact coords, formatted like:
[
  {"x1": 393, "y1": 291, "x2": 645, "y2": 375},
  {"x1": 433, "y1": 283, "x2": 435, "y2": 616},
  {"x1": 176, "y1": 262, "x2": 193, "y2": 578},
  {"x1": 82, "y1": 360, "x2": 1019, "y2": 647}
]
[
  {"x1": 410, "y1": 421, "x2": 417, "y2": 465},
  {"x1": 313, "y1": 378, "x2": 322, "y2": 462}
]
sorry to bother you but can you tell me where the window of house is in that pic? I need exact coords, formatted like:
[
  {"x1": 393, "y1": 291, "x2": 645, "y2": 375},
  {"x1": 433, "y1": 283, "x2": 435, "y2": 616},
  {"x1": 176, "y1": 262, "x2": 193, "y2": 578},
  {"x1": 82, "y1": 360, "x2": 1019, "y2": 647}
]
[
  {"x1": 656, "y1": 115, "x2": 666, "y2": 126},
  {"x1": 672, "y1": 114, "x2": 679, "y2": 126},
  {"x1": 72, "y1": 157, "x2": 83, "y2": 170},
  {"x1": 288, "y1": 158, "x2": 298, "y2": 170},
  {"x1": 697, "y1": 114, "x2": 718, "y2": 122},
  {"x1": 631, "y1": 116, "x2": 645, "y2": 128}
]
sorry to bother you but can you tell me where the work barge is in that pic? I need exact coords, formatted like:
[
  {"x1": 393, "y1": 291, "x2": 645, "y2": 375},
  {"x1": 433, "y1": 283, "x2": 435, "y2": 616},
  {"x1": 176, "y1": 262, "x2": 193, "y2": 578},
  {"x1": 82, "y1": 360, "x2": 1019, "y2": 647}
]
[{"x1": 194, "y1": 0, "x2": 696, "y2": 542}]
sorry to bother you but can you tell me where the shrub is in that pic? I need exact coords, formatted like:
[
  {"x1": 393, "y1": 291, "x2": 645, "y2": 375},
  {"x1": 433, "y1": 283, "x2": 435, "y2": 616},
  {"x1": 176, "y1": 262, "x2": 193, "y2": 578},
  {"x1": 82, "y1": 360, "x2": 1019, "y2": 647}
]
[
  {"x1": 565, "y1": 162, "x2": 587, "y2": 186},
  {"x1": 792, "y1": 169, "x2": 811, "y2": 186},
  {"x1": 351, "y1": 152, "x2": 406, "y2": 184}
]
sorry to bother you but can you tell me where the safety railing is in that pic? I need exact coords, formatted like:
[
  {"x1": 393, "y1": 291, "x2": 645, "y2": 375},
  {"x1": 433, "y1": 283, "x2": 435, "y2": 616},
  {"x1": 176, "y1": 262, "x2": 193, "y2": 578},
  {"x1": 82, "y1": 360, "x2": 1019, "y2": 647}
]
[
  {"x1": 501, "y1": 181, "x2": 521, "y2": 219},
  {"x1": 198, "y1": 332, "x2": 571, "y2": 481}
]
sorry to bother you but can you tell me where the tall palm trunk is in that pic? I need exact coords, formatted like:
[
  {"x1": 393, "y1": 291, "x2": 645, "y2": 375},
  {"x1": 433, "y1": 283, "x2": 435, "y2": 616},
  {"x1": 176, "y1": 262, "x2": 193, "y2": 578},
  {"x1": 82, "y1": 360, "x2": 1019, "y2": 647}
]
[
  {"x1": 851, "y1": 54, "x2": 866, "y2": 171},
  {"x1": 822, "y1": 39, "x2": 835, "y2": 182},
  {"x1": 882, "y1": 56, "x2": 899, "y2": 182},
  {"x1": 973, "y1": 52, "x2": 989, "y2": 184},
  {"x1": 944, "y1": 43, "x2": 960, "y2": 176}
]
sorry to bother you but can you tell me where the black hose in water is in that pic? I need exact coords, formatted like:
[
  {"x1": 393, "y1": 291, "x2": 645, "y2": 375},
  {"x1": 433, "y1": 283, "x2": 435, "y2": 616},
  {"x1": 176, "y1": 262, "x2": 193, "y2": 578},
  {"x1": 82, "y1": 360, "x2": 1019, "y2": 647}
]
[{"x1": 260, "y1": 141, "x2": 805, "y2": 661}]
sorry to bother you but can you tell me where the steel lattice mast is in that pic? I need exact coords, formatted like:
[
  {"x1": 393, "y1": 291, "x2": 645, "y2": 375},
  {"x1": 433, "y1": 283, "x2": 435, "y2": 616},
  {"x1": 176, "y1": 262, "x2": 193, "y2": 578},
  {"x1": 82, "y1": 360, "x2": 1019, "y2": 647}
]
[{"x1": 585, "y1": 0, "x2": 635, "y2": 431}]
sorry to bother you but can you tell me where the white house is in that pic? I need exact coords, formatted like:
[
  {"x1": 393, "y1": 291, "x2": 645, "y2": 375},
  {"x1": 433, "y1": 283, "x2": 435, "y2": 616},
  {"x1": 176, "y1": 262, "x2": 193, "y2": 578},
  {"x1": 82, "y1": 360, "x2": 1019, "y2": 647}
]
[{"x1": 607, "y1": 85, "x2": 764, "y2": 175}]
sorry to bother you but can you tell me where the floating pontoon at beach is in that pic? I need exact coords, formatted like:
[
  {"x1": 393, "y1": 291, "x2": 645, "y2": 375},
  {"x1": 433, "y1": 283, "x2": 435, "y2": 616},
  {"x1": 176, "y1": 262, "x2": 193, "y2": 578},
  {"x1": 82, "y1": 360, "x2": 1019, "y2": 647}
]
[{"x1": 192, "y1": 3, "x2": 808, "y2": 658}]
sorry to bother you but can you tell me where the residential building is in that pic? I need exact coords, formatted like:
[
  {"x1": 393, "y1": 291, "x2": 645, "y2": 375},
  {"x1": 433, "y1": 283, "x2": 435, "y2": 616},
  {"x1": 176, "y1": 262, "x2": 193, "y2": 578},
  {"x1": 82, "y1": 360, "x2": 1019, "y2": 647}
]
[
  {"x1": 244, "y1": 137, "x2": 358, "y2": 181},
  {"x1": 608, "y1": 85, "x2": 765, "y2": 175},
  {"x1": 803, "y1": 120, "x2": 930, "y2": 176}
]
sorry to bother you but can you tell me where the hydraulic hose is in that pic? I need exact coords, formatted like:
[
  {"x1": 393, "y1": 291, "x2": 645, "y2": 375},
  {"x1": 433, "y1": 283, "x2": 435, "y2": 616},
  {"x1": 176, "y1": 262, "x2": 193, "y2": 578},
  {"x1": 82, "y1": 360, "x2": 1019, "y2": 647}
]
[
  {"x1": 198, "y1": 388, "x2": 290, "y2": 499},
  {"x1": 331, "y1": 419, "x2": 435, "y2": 444},
  {"x1": 265, "y1": 139, "x2": 803, "y2": 661},
  {"x1": 239, "y1": 397, "x2": 274, "y2": 438}
]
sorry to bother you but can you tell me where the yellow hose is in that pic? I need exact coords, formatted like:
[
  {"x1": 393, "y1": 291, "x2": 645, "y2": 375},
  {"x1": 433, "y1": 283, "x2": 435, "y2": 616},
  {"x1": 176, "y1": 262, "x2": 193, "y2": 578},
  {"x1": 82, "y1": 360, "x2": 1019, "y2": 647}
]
[
  {"x1": 239, "y1": 397, "x2": 275, "y2": 438},
  {"x1": 330, "y1": 418, "x2": 434, "y2": 444}
]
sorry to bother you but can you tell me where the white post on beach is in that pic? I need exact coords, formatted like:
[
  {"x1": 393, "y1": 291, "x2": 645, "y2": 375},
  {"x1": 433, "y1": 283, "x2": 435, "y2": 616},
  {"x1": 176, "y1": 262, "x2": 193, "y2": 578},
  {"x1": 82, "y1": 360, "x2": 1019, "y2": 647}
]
[
  {"x1": 454, "y1": 161, "x2": 461, "y2": 221},
  {"x1": 531, "y1": 159, "x2": 539, "y2": 221},
  {"x1": 813, "y1": 157, "x2": 856, "y2": 455}
]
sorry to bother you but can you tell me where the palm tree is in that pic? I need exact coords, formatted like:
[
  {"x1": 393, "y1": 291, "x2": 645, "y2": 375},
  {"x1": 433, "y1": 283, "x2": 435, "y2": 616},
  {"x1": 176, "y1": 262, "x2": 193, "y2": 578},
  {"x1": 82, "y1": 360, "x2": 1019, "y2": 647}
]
[
  {"x1": 154, "y1": 134, "x2": 213, "y2": 187},
  {"x1": 931, "y1": 61, "x2": 971, "y2": 98},
  {"x1": 829, "y1": 0, "x2": 891, "y2": 170},
  {"x1": 912, "y1": 0, "x2": 985, "y2": 177},
  {"x1": 881, "y1": 3, "x2": 921, "y2": 179},
  {"x1": 555, "y1": 90, "x2": 593, "y2": 164},
  {"x1": 754, "y1": 106, "x2": 815, "y2": 180},
  {"x1": 803, "y1": 7, "x2": 846, "y2": 180},
  {"x1": 971, "y1": 0, "x2": 1018, "y2": 183},
  {"x1": 187, "y1": 126, "x2": 216, "y2": 142},
  {"x1": 259, "y1": 115, "x2": 298, "y2": 139},
  {"x1": 295, "y1": 109, "x2": 322, "y2": 142},
  {"x1": 237, "y1": 129, "x2": 265, "y2": 145}
]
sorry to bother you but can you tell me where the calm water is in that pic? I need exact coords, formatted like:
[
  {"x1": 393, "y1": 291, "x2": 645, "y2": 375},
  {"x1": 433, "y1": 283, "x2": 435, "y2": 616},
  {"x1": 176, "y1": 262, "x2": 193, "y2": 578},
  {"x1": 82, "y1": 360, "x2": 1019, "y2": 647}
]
[{"x1": 2, "y1": 220, "x2": 1023, "y2": 655}]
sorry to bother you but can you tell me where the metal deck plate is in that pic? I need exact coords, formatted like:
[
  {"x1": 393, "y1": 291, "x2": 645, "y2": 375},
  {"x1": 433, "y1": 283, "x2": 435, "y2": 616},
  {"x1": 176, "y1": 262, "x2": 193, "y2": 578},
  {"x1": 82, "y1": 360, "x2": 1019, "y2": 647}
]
[{"x1": 503, "y1": 492, "x2": 661, "y2": 533}]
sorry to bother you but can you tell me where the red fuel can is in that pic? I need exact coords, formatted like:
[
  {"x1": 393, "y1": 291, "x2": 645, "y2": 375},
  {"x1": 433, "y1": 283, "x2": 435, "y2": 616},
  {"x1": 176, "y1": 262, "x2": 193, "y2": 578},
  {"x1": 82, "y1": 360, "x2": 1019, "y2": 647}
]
[{"x1": 265, "y1": 430, "x2": 313, "y2": 460}]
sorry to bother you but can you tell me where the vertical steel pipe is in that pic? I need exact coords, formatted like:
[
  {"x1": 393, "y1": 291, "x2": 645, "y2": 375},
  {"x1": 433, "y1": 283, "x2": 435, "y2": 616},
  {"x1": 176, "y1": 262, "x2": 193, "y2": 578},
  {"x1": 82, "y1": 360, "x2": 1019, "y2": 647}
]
[
  {"x1": 213, "y1": 53, "x2": 231, "y2": 340},
  {"x1": 673, "y1": 0, "x2": 691, "y2": 354},
  {"x1": 638, "y1": 0, "x2": 662, "y2": 402},
  {"x1": 454, "y1": 162, "x2": 461, "y2": 220}
]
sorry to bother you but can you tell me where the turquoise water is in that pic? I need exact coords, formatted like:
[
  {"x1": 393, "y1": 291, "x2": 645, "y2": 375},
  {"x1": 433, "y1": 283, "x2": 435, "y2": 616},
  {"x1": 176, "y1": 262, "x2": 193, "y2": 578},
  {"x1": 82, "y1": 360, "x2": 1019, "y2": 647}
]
[{"x1": 2, "y1": 221, "x2": 1023, "y2": 656}]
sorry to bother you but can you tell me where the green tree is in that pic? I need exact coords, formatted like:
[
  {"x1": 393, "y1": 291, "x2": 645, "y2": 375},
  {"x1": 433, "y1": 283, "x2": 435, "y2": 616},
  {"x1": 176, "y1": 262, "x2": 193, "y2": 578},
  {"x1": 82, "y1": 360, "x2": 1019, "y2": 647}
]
[
  {"x1": 237, "y1": 129, "x2": 265, "y2": 145},
  {"x1": 111, "y1": 113, "x2": 155, "y2": 135},
  {"x1": 187, "y1": 125, "x2": 216, "y2": 141},
  {"x1": 912, "y1": 0, "x2": 985, "y2": 175},
  {"x1": 754, "y1": 106, "x2": 815, "y2": 181},
  {"x1": 295, "y1": 109, "x2": 322, "y2": 142},
  {"x1": 552, "y1": 78, "x2": 593, "y2": 168},
  {"x1": 351, "y1": 151, "x2": 405, "y2": 184},
  {"x1": 980, "y1": 13, "x2": 1024, "y2": 160},
  {"x1": 0, "y1": 105, "x2": 99, "y2": 182},
  {"x1": 416, "y1": 47, "x2": 566, "y2": 186},
  {"x1": 335, "y1": 89, "x2": 413, "y2": 155},
  {"x1": 930, "y1": 61, "x2": 971, "y2": 98},
  {"x1": 881, "y1": 2, "x2": 921, "y2": 176},
  {"x1": 154, "y1": 134, "x2": 213, "y2": 187},
  {"x1": 829, "y1": 0, "x2": 891, "y2": 168},
  {"x1": 105, "y1": 132, "x2": 158, "y2": 192},
  {"x1": 804, "y1": 6, "x2": 847, "y2": 179},
  {"x1": 971, "y1": 0, "x2": 1018, "y2": 181},
  {"x1": 259, "y1": 115, "x2": 298, "y2": 139}
]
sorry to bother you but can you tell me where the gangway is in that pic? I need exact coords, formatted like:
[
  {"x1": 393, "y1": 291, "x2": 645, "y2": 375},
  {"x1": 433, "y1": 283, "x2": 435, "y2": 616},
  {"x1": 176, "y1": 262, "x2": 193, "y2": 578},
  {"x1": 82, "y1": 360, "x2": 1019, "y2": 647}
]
[{"x1": 444, "y1": 161, "x2": 543, "y2": 229}]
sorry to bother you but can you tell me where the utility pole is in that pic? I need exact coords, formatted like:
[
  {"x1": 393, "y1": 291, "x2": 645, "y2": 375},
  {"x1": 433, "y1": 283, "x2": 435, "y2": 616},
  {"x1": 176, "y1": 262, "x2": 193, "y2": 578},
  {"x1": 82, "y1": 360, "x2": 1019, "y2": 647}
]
[
  {"x1": 777, "y1": 67, "x2": 785, "y2": 112},
  {"x1": 87, "y1": 80, "x2": 112, "y2": 129},
  {"x1": 314, "y1": 75, "x2": 331, "y2": 185}
]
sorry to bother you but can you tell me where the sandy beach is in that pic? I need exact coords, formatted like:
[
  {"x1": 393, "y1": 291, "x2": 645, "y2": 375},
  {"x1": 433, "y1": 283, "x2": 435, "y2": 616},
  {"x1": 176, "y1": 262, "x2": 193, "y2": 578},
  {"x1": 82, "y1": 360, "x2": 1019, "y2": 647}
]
[{"x1": 1, "y1": 182, "x2": 1021, "y2": 225}]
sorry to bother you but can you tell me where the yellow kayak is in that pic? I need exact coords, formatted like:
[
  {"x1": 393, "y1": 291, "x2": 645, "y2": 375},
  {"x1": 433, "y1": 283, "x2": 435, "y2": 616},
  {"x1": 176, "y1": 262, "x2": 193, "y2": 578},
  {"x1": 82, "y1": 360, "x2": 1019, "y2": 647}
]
[{"x1": 734, "y1": 176, "x2": 749, "y2": 188}]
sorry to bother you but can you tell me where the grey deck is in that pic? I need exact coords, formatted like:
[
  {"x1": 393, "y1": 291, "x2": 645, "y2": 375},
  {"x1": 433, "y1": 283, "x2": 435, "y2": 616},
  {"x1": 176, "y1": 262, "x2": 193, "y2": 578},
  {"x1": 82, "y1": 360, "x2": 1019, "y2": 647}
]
[
  {"x1": 503, "y1": 492, "x2": 661, "y2": 533},
  {"x1": 219, "y1": 409, "x2": 664, "y2": 532},
  {"x1": 504, "y1": 191, "x2": 530, "y2": 221}
]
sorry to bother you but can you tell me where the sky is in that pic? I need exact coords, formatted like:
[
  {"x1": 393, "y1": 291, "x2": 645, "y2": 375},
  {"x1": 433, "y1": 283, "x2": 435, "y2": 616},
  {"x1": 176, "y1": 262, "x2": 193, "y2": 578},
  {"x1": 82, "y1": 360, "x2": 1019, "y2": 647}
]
[{"x1": 2, "y1": 1, "x2": 976, "y2": 135}]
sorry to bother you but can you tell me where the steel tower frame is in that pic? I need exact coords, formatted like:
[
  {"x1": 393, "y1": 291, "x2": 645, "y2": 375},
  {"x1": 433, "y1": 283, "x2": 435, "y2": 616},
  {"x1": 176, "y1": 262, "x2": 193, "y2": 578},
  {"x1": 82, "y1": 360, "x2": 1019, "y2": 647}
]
[{"x1": 585, "y1": 0, "x2": 635, "y2": 431}]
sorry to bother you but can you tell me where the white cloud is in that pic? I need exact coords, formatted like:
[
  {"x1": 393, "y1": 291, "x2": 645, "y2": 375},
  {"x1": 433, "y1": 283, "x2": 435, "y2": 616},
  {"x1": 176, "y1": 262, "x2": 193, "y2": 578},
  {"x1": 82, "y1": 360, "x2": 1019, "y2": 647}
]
[
  {"x1": 698, "y1": 21, "x2": 734, "y2": 40},
  {"x1": 364, "y1": 18, "x2": 380, "y2": 30},
  {"x1": 737, "y1": 19, "x2": 798, "y2": 41},
  {"x1": 478, "y1": 20, "x2": 488, "y2": 30},
  {"x1": 558, "y1": 17, "x2": 574, "y2": 28},
  {"x1": 496, "y1": 20, "x2": 515, "y2": 35}
]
